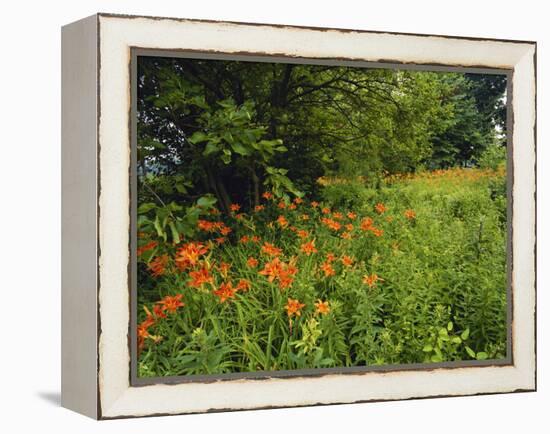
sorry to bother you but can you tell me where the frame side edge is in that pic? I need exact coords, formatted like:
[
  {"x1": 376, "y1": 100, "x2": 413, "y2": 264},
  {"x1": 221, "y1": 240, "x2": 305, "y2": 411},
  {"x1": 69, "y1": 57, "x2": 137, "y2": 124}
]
[{"x1": 61, "y1": 13, "x2": 99, "y2": 419}]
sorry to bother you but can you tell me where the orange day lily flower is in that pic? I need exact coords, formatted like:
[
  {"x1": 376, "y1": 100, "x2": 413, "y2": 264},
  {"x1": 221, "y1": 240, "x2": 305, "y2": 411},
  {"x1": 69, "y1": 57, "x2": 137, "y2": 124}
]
[
  {"x1": 363, "y1": 273, "x2": 383, "y2": 288},
  {"x1": 320, "y1": 261, "x2": 336, "y2": 277},
  {"x1": 314, "y1": 300, "x2": 330, "y2": 315},
  {"x1": 259, "y1": 257, "x2": 284, "y2": 283},
  {"x1": 197, "y1": 219, "x2": 216, "y2": 232},
  {"x1": 175, "y1": 242, "x2": 209, "y2": 270},
  {"x1": 137, "y1": 240, "x2": 158, "y2": 256},
  {"x1": 360, "y1": 217, "x2": 374, "y2": 231},
  {"x1": 156, "y1": 294, "x2": 185, "y2": 314},
  {"x1": 375, "y1": 203, "x2": 387, "y2": 214},
  {"x1": 341, "y1": 255, "x2": 354, "y2": 267},
  {"x1": 341, "y1": 231, "x2": 352, "y2": 239},
  {"x1": 261, "y1": 242, "x2": 282, "y2": 257},
  {"x1": 285, "y1": 298, "x2": 305, "y2": 318},
  {"x1": 152, "y1": 304, "x2": 167, "y2": 319},
  {"x1": 218, "y1": 261, "x2": 232, "y2": 277},
  {"x1": 213, "y1": 282, "x2": 237, "y2": 303},
  {"x1": 230, "y1": 203, "x2": 241, "y2": 212},
  {"x1": 247, "y1": 257, "x2": 259, "y2": 268},
  {"x1": 347, "y1": 212, "x2": 357, "y2": 220},
  {"x1": 404, "y1": 209, "x2": 416, "y2": 220},
  {"x1": 300, "y1": 240, "x2": 318, "y2": 256},
  {"x1": 236, "y1": 279, "x2": 251, "y2": 292},
  {"x1": 277, "y1": 215, "x2": 289, "y2": 228},
  {"x1": 220, "y1": 226, "x2": 232, "y2": 236},
  {"x1": 148, "y1": 254, "x2": 169, "y2": 277},
  {"x1": 262, "y1": 192, "x2": 273, "y2": 200},
  {"x1": 297, "y1": 229, "x2": 309, "y2": 239},
  {"x1": 188, "y1": 266, "x2": 213, "y2": 288}
]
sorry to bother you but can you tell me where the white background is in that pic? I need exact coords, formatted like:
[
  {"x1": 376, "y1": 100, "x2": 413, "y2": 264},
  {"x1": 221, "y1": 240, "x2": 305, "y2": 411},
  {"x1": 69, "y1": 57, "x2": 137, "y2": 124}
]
[{"x1": 0, "y1": 1, "x2": 546, "y2": 432}]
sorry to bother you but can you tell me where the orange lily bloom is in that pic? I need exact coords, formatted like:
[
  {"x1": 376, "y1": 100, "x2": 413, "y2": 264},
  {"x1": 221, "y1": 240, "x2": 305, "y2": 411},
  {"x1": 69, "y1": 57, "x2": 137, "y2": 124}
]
[
  {"x1": 341, "y1": 255, "x2": 354, "y2": 267},
  {"x1": 197, "y1": 219, "x2": 216, "y2": 232},
  {"x1": 320, "y1": 261, "x2": 336, "y2": 277},
  {"x1": 247, "y1": 257, "x2": 259, "y2": 268},
  {"x1": 341, "y1": 231, "x2": 352, "y2": 239},
  {"x1": 188, "y1": 266, "x2": 213, "y2": 288},
  {"x1": 404, "y1": 209, "x2": 416, "y2": 220},
  {"x1": 259, "y1": 257, "x2": 284, "y2": 283},
  {"x1": 314, "y1": 300, "x2": 330, "y2": 315},
  {"x1": 156, "y1": 294, "x2": 184, "y2": 313},
  {"x1": 220, "y1": 226, "x2": 232, "y2": 236},
  {"x1": 148, "y1": 254, "x2": 169, "y2": 277},
  {"x1": 236, "y1": 278, "x2": 251, "y2": 292},
  {"x1": 363, "y1": 273, "x2": 382, "y2": 288},
  {"x1": 321, "y1": 217, "x2": 341, "y2": 231},
  {"x1": 213, "y1": 282, "x2": 237, "y2": 303},
  {"x1": 375, "y1": 203, "x2": 387, "y2": 214},
  {"x1": 277, "y1": 215, "x2": 289, "y2": 228},
  {"x1": 261, "y1": 242, "x2": 282, "y2": 257},
  {"x1": 137, "y1": 240, "x2": 158, "y2": 256},
  {"x1": 175, "y1": 242, "x2": 209, "y2": 270},
  {"x1": 300, "y1": 240, "x2": 318, "y2": 256},
  {"x1": 285, "y1": 298, "x2": 305, "y2": 318},
  {"x1": 360, "y1": 217, "x2": 374, "y2": 231},
  {"x1": 297, "y1": 229, "x2": 309, "y2": 239},
  {"x1": 218, "y1": 261, "x2": 232, "y2": 277},
  {"x1": 230, "y1": 203, "x2": 241, "y2": 212},
  {"x1": 262, "y1": 192, "x2": 274, "y2": 200}
]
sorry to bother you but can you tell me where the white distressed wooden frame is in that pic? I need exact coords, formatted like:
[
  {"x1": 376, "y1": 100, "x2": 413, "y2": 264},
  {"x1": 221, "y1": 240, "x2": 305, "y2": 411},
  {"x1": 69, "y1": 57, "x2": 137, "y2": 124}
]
[{"x1": 61, "y1": 13, "x2": 536, "y2": 419}]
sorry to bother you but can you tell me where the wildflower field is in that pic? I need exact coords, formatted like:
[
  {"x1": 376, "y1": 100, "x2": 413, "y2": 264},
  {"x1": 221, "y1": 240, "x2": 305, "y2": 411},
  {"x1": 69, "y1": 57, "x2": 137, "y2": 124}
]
[
  {"x1": 135, "y1": 56, "x2": 508, "y2": 377},
  {"x1": 136, "y1": 167, "x2": 507, "y2": 377}
]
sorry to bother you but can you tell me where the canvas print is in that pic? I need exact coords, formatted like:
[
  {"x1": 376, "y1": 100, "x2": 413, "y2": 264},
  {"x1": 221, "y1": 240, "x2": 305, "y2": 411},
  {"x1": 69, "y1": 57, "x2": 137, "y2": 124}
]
[{"x1": 134, "y1": 55, "x2": 508, "y2": 378}]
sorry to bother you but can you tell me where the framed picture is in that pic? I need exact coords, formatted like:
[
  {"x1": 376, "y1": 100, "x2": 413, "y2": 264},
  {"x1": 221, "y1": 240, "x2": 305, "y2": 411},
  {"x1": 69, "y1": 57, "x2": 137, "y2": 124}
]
[{"x1": 61, "y1": 13, "x2": 536, "y2": 419}]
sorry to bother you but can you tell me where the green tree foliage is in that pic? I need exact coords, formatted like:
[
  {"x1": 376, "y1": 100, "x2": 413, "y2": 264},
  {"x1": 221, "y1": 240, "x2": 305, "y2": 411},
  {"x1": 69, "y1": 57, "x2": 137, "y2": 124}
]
[{"x1": 137, "y1": 57, "x2": 506, "y2": 211}]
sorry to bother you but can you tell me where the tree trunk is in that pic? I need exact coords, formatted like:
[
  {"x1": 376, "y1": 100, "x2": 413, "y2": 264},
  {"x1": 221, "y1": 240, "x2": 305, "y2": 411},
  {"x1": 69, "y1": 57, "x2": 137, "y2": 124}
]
[
  {"x1": 251, "y1": 166, "x2": 260, "y2": 208},
  {"x1": 215, "y1": 173, "x2": 232, "y2": 214},
  {"x1": 206, "y1": 167, "x2": 228, "y2": 214}
]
